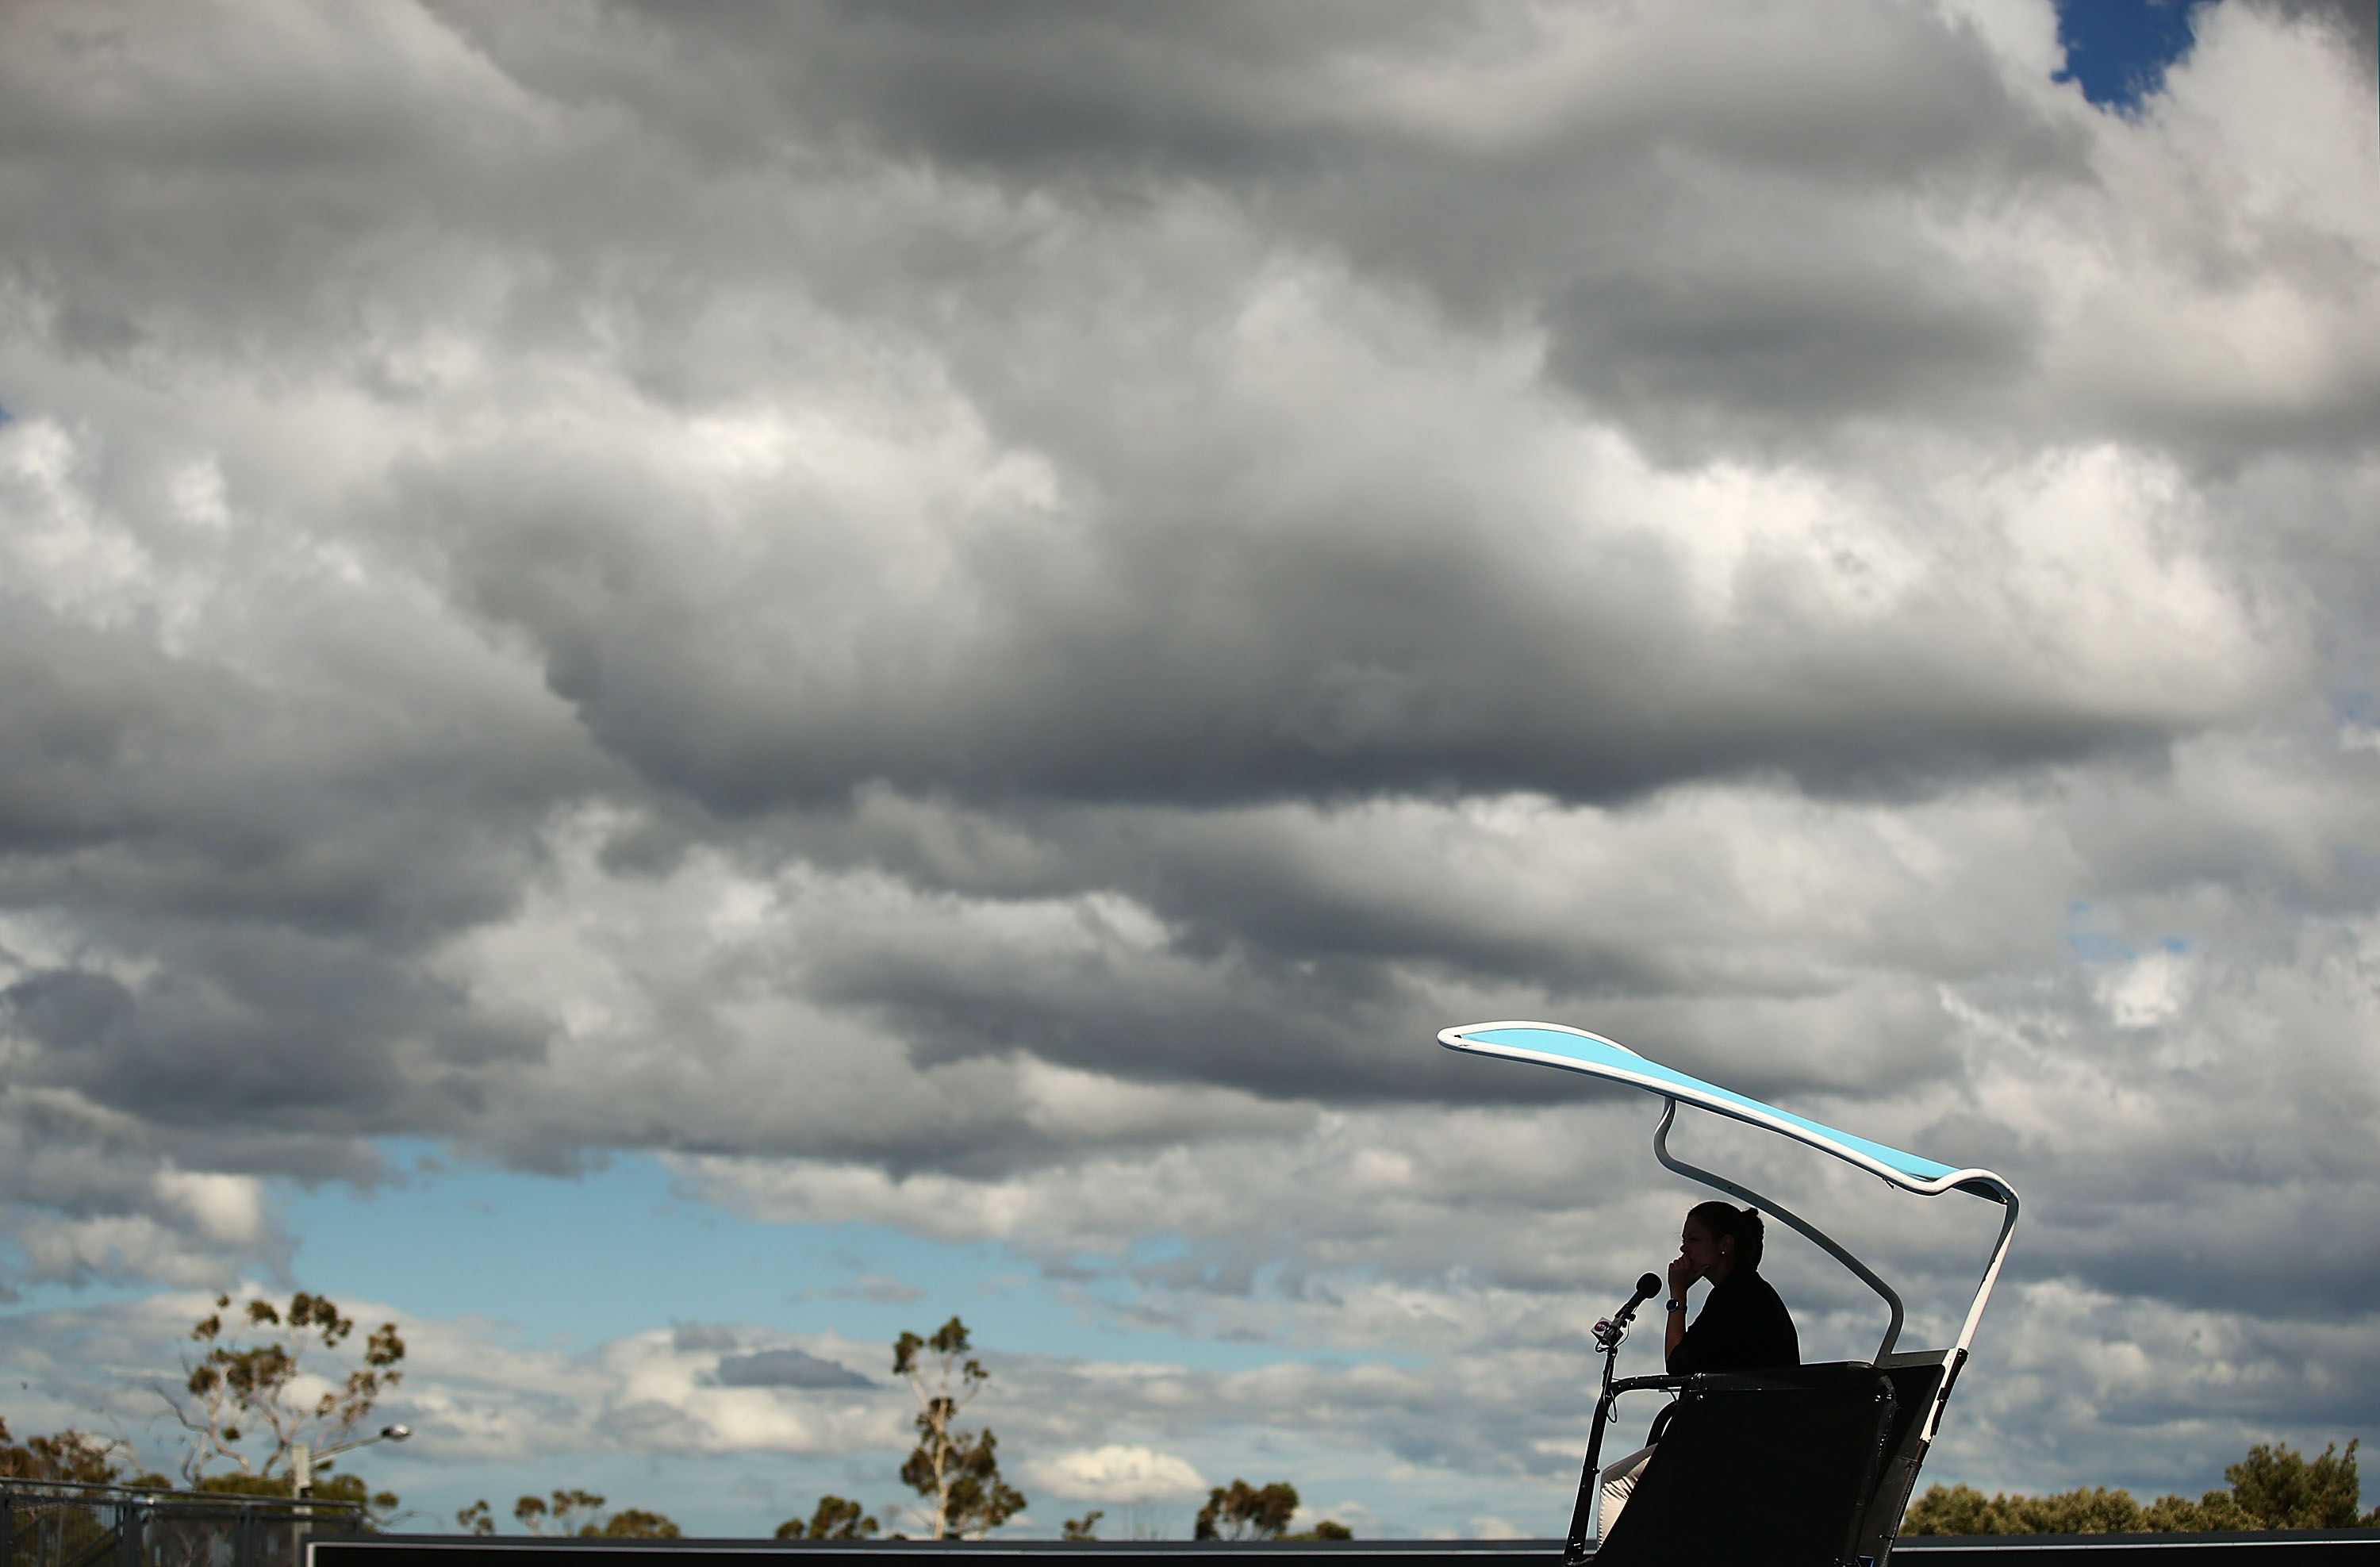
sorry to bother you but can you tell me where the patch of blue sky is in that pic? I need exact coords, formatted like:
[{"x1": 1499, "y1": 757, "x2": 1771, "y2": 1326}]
[
  {"x1": 2063, "y1": 902, "x2": 2137, "y2": 964},
  {"x1": 2061, "y1": 904, "x2": 2190, "y2": 966},
  {"x1": 2052, "y1": 0, "x2": 2204, "y2": 109},
  {"x1": 265, "y1": 1144, "x2": 1356, "y2": 1374}
]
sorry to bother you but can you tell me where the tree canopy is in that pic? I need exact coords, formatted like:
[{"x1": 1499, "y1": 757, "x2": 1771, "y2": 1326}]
[
  {"x1": 156, "y1": 1291, "x2": 404, "y2": 1487},
  {"x1": 893, "y1": 1316, "x2": 1026, "y2": 1539},
  {"x1": 501, "y1": 1488, "x2": 680, "y2": 1538},
  {"x1": 1905, "y1": 1440, "x2": 2378, "y2": 1534},
  {"x1": 0, "y1": 1419, "x2": 164, "y2": 1488},
  {"x1": 777, "y1": 1495, "x2": 878, "y2": 1540},
  {"x1": 1195, "y1": 1480, "x2": 1300, "y2": 1540}
]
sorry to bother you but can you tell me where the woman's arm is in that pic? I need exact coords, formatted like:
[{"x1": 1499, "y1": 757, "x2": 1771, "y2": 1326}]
[{"x1": 1663, "y1": 1254, "x2": 1697, "y2": 1366}]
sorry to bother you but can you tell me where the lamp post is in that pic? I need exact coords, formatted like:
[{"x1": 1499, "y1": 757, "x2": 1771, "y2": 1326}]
[
  {"x1": 289, "y1": 1427, "x2": 411, "y2": 1567},
  {"x1": 290, "y1": 1425, "x2": 412, "y2": 1498}
]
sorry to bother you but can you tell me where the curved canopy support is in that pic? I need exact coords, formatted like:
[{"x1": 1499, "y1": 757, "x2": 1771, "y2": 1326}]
[
  {"x1": 1439, "y1": 1020, "x2": 2019, "y2": 1379},
  {"x1": 1651, "y1": 1097, "x2": 1907, "y2": 1362},
  {"x1": 1937, "y1": 1185, "x2": 2021, "y2": 1439}
]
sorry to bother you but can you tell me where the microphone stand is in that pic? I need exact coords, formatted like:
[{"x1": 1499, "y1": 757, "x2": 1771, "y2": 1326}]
[{"x1": 1564, "y1": 1278, "x2": 1660, "y2": 1565}]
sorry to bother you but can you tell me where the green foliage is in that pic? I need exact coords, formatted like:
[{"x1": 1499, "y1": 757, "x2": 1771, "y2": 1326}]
[
  {"x1": 900, "y1": 1426, "x2": 1025, "y2": 1539},
  {"x1": 1194, "y1": 1480, "x2": 1299, "y2": 1541},
  {"x1": 192, "y1": 1472, "x2": 397, "y2": 1531},
  {"x1": 2145, "y1": 1441, "x2": 2374, "y2": 1531},
  {"x1": 2, "y1": 1415, "x2": 386, "y2": 1527},
  {"x1": 164, "y1": 1291, "x2": 405, "y2": 1484},
  {"x1": 515, "y1": 1488, "x2": 607, "y2": 1536},
  {"x1": 312, "y1": 1472, "x2": 402, "y2": 1524},
  {"x1": 1902, "y1": 1484, "x2": 2145, "y2": 1534},
  {"x1": 455, "y1": 1500, "x2": 495, "y2": 1537},
  {"x1": 1306, "y1": 1520, "x2": 1354, "y2": 1540},
  {"x1": 2230, "y1": 1441, "x2": 2371, "y2": 1529},
  {"x1": 777, "y1": 1496, "x2": 878, "y2": 1540},
  {"x1": 2140, "y1": 1492, "x2": 2244, "y2": 1532},
  {"x1": 1061, "y1": 1510, "x2": 1104, "y2": 1541},
  {"x1": 0, "y1": 1419, "x2": 165, "y2": 1488},
  {"x1": 0, "y1": 1418, "x2": 168, "y2": 1562},
  {"x1": 893, "y1": 1318, "x2": 985, "y2": 1387},
  {"x1": 511, "y1": 1488, "x2": 674, "y2": 1538},
  {"x1": 1904, "y1": 1439, "x2": 2379, "y2": 1536},
  {"x1": 194, "y1": 1473, "x2": 296, "y2": 1497},
  {"x1": 893, "y1": 1317, "x2": 1025, "y2": 1538},
  {"x1": 600, "y1": 1509, "x2": 680, "y2": 1538}
]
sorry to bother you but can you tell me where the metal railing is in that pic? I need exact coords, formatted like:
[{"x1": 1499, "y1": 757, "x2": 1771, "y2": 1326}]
[{"x1": 2, "y1": 1478, "x2": 366, "y2": 1567}]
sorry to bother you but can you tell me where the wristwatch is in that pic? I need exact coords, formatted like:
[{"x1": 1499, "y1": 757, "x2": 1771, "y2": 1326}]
[{"x1": 1665, "y1": 1299, "x2": 1686, "y2": 1312}]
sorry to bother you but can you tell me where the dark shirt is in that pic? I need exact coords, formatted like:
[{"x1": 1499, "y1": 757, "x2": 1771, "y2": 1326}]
[{"x1": 1666, "y1": 1269, "x2": 1798, "y2": 1376}]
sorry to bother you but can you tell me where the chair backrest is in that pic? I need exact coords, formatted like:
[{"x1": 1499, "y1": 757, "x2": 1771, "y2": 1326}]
[
  {"x1": 1848, "y1": 1350, "x2": 1958, "y2": 1565},
  {"x1": 1593, "y1": 1363, "x2": 1900, "y2": 1567}
]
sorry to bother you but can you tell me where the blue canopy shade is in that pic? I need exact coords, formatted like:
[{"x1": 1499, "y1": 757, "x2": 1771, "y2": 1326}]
[{"x1": 1439, "y1": 1020, "x2": 2012, "y2": 1205}]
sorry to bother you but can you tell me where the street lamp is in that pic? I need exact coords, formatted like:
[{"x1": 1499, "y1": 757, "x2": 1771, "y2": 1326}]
[
  {"x1": 291, "y1": 1426, "x2": 412, "y2": 1497},
  {"x1": 288, "y1": 1425, "x2": 413, "y2": 1565}
]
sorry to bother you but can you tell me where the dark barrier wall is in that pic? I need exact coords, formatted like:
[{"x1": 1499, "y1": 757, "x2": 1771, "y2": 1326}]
[{"x1": 313, "y1": 1532, "x2": 2380, "y2": 1567}]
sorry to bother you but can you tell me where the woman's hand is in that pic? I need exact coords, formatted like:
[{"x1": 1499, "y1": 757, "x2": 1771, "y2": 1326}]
[{"x1": 1662, "y1": 1250, "x2": 1696, "y2": 1364}]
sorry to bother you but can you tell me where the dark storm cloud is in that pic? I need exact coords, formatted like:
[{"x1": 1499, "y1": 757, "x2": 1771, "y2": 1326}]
[
  {"x1": 0, "y1": 0, "x2": 2332, "y2": 819},
  {"x1": 0, "y1": 613, "x2": 237, "y2": 855},
  {"x1": 5, "y1": 939, "x2": 544, "y2": 1126},
  {"x1": 394, "y1": 426, "x2": 2249, "y2": 817},
  {"x1": 1537, "y1": 183, "x2": 2036, "y2": 447},
  {"x1": 237, "y1": 3, "x2": 2263, "y2": 823},
  {"x1": 419, "y1": 1, "x2": 2376, "y2": 467},
  {"x1": 450, "y1": 0, "x2": 2380, "y2": 468},
  {"x1": 0, "y1": 578, "x2": 585, "y2": 1177}
]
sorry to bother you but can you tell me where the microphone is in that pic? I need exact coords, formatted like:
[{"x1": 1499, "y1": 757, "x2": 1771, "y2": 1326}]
[
  {"x1": 1614, "y1": 1272, "x2": 1664, "y2": 1326},
  {"x1": 1593, "y1": 1273, "x2": 1668, "y2": 1350}
]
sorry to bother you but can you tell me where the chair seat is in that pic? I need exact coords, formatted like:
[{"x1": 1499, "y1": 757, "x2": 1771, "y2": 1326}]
[{"x1": 1592, "y1": 1363, "x2": 1903, "y2": 1567}]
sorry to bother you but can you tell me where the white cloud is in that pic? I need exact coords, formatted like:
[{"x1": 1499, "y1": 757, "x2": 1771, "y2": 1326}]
[
  {"x1": 1023, "y1": 1446, "x2": 1208, "y2": 1504},
  {"x1": 153, "y1": 1170, "x2": 267, "y2": 1246},
  {"x1": 2097, "y1": 949, "x2": 2194, "y2": 1030}
]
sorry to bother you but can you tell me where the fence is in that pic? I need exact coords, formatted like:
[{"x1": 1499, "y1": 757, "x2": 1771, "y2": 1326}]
[{"x1": 2, "y1": 1479, "x2": 366, "y2": 1567}]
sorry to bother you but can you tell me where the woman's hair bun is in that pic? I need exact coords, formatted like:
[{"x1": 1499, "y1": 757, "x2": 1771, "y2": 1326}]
[{"x1": 1735, "y1": 1206, "x2": 1765, "y2": 1271}]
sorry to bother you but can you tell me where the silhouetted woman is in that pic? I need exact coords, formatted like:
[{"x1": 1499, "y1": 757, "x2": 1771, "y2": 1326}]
[{"x1": 1599, "y1": 1201, "x2": 1799, "y2": 1531}]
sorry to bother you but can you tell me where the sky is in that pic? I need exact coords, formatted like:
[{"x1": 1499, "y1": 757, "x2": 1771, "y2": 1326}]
[{"x1": 2, "y1": 0, "x2": 2378, "y2": 1543}]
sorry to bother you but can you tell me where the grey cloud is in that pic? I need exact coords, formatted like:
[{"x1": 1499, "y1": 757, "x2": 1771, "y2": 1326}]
[
  {"x1": 0, "y1": 1086, "x2": 305, "y2": 1291},
  {"x1": 1537, "y1": 182, "x2": 2036, "y2": 452},
  {"x1": 397, "y1": 430, "x2": 2259, "y2": 817},
  {"x1": 415, "y1": 2, "x2": 2092, "y2": 457},
  {"x1": 4, "y1": 3, "x2": 2341, "y2": 824},
  {"x1": 11, "y1": 1, "x2": 2368, "y2": 480},
  {"x1": 3, "y1": 927, "x2": 548, "y2": 1141},
  {"x1": 2262, "y1": 0, "x2": 2380, "y2": 78},
  {"x1": 712, "y1": 1348, "x2": 876, "y2": 1391},
  {"x1": 670, "y1": 1321, "x2": 739, "y2": 1353},
  {"x1": 455, "y1": 2, "x2": 2374, "y2": 468}
]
